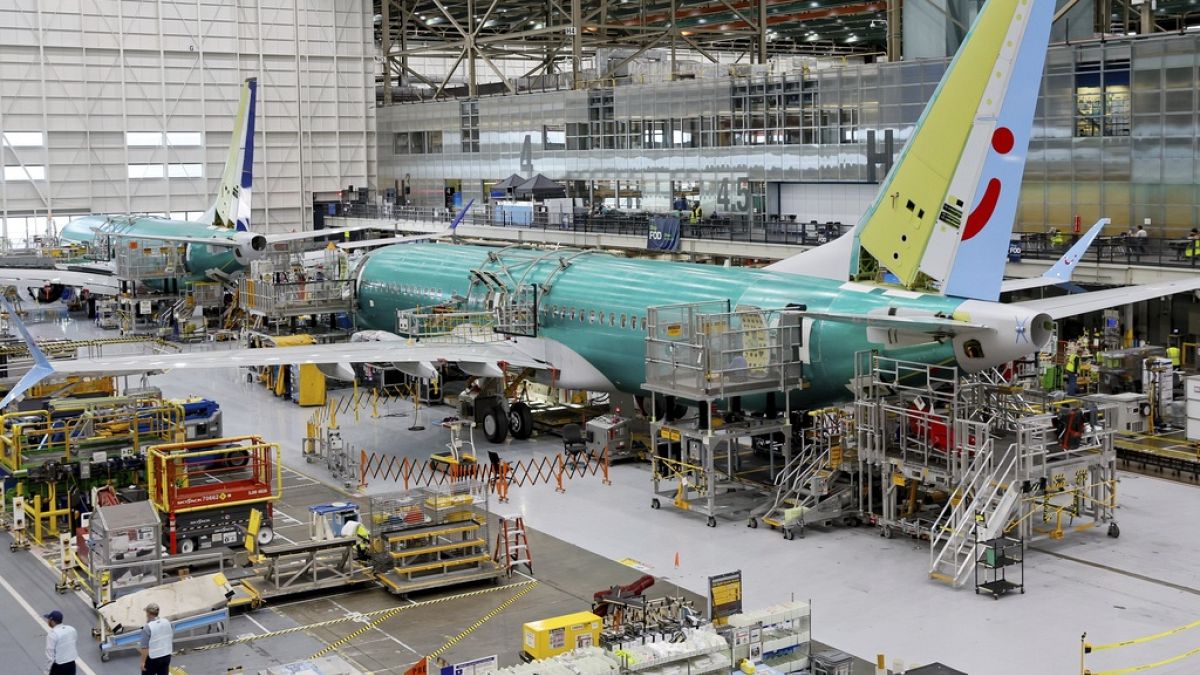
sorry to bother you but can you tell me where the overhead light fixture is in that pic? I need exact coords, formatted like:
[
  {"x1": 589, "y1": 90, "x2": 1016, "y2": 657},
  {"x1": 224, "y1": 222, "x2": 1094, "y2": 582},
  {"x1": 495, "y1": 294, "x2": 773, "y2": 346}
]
[
  {"x1": 698, "y1": 18, "x2": 707, "y2": 24},
  {"x1": 846, "y1": 34, "x2": 858, "y2": 43},
  {"x1": 806, "y1": 32, "x2": 820, "y2": 41}
]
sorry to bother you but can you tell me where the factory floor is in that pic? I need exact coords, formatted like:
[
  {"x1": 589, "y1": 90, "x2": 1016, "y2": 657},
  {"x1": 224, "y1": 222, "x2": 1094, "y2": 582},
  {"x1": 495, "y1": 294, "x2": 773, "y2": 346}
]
[{"x1": 4, "y1": 316, "x2": 1200, "y2": 675}]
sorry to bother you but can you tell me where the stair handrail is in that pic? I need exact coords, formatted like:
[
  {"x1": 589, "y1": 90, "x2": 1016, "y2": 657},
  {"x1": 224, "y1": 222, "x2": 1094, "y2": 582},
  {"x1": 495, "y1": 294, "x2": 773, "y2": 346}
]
[{"x1": 928, "y1": 439, "x2": 1016, "y2": 581}]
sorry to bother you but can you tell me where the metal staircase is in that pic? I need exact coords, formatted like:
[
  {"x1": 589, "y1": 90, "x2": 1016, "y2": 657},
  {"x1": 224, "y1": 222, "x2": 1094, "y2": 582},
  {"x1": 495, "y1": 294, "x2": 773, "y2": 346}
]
[
  {"x1": 752, "y1": 444, "x2": 827, "y2": 526},
  {"x1": 928, "y1": 438, "x2": 1022, "y2": 587}
]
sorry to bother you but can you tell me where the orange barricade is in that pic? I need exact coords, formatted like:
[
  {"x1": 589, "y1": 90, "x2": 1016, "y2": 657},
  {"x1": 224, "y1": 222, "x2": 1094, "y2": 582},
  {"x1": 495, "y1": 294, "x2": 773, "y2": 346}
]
[{"x1": 356, "y1": 449, "x2": 611, "y2": 495}]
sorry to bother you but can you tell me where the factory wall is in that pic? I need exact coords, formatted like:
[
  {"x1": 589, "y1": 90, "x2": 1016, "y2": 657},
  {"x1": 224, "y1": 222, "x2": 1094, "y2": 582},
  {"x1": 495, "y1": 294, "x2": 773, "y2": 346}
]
[
  {"x1": 0, "y1": 0, "x2": 376, "y2": 241},
  {"x1": 379, "y1": 33, "x2": 1200, "y2": 236}
]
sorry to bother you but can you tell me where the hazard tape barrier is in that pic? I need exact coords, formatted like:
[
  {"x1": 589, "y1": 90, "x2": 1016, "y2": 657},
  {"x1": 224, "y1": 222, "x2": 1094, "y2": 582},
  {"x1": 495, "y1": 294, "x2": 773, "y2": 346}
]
[
  {"x1": 311, "y1": 580, "x2": 537, "y2": 661},
  {"x1": 192, "y1": 580, "x2": 536, "y2": 653},
  {"x1": 405, "y1": 581, "x2": 539, "y2": 675},
  {"x1": 1081, "y1": 619, "x2": 1200, "y2": 674}
]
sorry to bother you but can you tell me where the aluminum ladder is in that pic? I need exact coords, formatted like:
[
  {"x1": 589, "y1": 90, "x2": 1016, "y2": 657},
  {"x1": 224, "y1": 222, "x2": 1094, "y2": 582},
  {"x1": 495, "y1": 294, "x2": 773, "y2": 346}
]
[{"x1": 494, "y1": 515, "x2": 532, "y2": 576}]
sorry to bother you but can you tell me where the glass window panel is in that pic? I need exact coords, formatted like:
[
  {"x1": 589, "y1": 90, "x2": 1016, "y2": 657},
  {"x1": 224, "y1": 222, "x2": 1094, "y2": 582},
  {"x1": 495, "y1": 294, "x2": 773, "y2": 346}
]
[
  {"x1": 167, "y1": 163, "x2": 203, "y2": 178},
  {"x1": 4, "y1": 132, "x2": 45, "y2": 147},
  {"x1": 165, "y1": 132, "x2": 202, "y2": 146},
  {"x1": 126, "y1": 132, "x2": 163, "y2": 146},
  {"x1": 3, "y1": 165, "x2": 45, "y2": 180}
]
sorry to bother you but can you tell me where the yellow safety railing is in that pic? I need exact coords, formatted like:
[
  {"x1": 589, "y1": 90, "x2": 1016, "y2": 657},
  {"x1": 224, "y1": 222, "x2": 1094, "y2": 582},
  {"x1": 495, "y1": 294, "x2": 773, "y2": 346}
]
[
  {"x1": 0, "y1": 401, "x2": 185, "y2": 473},
  {"x1": 146, "y1": 435, "x2": 282, "y2": 514},
  {"x1": 1081, "y1": 619, "x2": 1200, "y2": 674}
]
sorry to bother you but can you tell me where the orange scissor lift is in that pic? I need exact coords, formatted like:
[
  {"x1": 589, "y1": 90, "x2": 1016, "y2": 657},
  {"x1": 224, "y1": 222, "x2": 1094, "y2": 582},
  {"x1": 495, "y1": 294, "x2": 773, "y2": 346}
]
[{"x1": 146, "y1": 435, "x2": 282, "y2": 555}]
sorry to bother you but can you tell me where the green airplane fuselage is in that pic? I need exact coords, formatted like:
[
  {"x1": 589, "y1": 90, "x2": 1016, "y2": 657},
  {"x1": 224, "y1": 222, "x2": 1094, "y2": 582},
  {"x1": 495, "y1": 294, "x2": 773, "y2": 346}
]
[
  {"x1": 60, "y1": 215, "x2": 247, "y2": 283},
  {"x1": 355, "y1": 242, "x2": 970, "y2": 405}
]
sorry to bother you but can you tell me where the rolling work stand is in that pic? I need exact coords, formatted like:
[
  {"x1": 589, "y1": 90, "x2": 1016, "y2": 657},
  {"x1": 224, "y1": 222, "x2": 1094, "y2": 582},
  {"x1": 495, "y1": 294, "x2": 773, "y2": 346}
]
[{"x1": 975, "y1": 531, "x2": 1025, "y2": 600}]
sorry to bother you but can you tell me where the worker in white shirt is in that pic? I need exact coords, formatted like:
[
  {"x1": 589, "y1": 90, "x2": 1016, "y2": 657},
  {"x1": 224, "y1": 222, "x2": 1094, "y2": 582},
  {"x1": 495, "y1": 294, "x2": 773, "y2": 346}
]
[
  {"x1": 138, "y1": 603, "x2": 174, "y2": 675},
  {"x1": 43, "y1": 609, "x2": 78, "y2": 675}
]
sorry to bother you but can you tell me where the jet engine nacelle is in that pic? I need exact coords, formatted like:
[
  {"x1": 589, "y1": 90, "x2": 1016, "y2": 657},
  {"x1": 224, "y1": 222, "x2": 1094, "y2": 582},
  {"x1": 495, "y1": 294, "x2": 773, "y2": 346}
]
[
  {"x1": 951, "y1": 300, "x2": 1052, "y2": 373},
  {"x1": 231, "y1": 231, "x2": 268, "y2": 263}
]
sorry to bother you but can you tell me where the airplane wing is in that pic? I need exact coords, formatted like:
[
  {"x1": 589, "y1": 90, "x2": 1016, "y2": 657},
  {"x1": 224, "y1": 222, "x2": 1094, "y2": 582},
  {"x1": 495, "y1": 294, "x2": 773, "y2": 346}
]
[
  {"x1": 0, "y1": 295, "x2": 550, "y2": 408},
  {"x1": 999, "y1": 218, "x2": 1108, "y2": 293},
  {"x1": 336, "y1": 199, "x2": 475, "y2": 250},
  {"x1": 338, "y1": 232, "x2": 451, "y2": 250},
  {"x1": 34, "y1": 340, "x2": 548, "y2": 376},
  {"x1": 1012, "y1": 278, "x2": 1200, "y2": 320},
  {"x1": 0, "y1": 266, "x2": 121, "y2": 296},
  {"x1": 265, "y1": 222, "x2": 391, "y2": 244},
  {"x1": 804, "y1": 311, "x2": 992, "y2": 336},
  {"x1": 97, "y1": 231, "x2": 244, "y2": 248}
]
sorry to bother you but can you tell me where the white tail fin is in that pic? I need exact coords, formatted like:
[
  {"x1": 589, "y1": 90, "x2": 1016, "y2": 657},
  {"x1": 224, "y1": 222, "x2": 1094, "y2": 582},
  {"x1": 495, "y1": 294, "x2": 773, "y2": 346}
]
[
  {"x1": 204, "y1": 78, "x2": 257, "y2": 232},
  {"x1": 766, "y1": 0, "x2": 1054, "y2": 300}
]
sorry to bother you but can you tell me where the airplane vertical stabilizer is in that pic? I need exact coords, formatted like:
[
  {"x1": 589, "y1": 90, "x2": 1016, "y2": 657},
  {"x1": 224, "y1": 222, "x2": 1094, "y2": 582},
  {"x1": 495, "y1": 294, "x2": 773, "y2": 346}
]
[
  {"x1": 204, "y1": 78, "x2": 257, "y2": 232},
  {"x1": 764, "y1": 0, "x2": 1053, "y2": 292}
]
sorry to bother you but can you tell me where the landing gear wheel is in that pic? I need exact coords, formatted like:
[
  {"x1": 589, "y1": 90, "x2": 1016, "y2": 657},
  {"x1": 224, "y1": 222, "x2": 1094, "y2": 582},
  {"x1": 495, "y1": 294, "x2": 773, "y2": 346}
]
[
  {"x1": 782, "y1": 528, "x2": 795, "y2": 541},
  {"x1": 257, "y1": 525, "x2": 275, "y2": 546},
  {"x1": 508, "y1": 402, "x2": 534, "y2": 440},
  {"x1": 748, "y1": 518, "x2": 758, "y2": 529},
  {"x1": 482, "y1": 405, "x2": 509, "y2": 443},
  {"x1": 706, "y1": 516, "x2": 717, "y2": 528},
  {"x1": 179, "y1": 538, "x2": 197, "y2": 554},
  {"x1": 650, "y1": 498, "x2": 660, "y2": 510},
  {"x1": 1108, "y1": 522, "x2": 1120, "y2": 539}
]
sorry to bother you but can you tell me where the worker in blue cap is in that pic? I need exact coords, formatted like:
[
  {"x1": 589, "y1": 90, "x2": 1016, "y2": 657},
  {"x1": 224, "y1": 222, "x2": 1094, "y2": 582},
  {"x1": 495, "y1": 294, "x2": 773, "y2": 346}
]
[{"x1": 43, "y1": 609, "x2": 78, "y2": 675}]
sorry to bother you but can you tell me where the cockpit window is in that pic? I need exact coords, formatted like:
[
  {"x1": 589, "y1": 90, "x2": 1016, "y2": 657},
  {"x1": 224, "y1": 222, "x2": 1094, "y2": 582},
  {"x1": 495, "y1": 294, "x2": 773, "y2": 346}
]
[{"x1": 964, "y1": 339, "x2": 985, "y2": 359}]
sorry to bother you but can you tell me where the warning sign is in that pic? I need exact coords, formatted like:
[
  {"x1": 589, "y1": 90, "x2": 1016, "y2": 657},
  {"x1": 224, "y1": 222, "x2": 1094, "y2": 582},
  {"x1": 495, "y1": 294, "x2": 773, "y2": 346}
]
[{"x1": 708, "y1": 570, "x2": 743, "y2": 619}]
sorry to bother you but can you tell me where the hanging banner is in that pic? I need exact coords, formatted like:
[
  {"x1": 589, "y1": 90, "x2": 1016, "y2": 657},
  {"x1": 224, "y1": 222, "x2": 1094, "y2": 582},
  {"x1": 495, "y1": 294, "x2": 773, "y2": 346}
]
[{"x1": 648, "y1": 215, "x2": 682, "y2": 252}]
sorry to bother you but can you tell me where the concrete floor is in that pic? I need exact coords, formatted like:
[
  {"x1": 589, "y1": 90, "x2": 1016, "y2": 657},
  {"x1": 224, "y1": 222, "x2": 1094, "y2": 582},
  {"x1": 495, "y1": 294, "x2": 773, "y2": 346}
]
[{"x1": 3, "y1": 316, "x2": 1199, "y2": 675}]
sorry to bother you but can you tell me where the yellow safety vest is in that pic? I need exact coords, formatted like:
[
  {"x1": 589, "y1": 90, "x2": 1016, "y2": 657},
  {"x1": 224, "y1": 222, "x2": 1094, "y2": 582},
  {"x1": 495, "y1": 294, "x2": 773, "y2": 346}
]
[{"x1": 1065, "y1": 354, "x2": 1079, "y2": 373}]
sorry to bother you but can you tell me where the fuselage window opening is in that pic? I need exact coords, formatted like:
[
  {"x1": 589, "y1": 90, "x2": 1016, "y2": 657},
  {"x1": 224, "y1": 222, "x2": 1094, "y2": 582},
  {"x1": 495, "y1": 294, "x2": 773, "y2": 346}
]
[
  {"x1": 589, "y1": 310, "x2": 596, "y2": 324},
  {"x1": 570, "y1": 308, "x2": 576, "y2": 321},
  {"x1": 609, "y1": 313, "x2": 615, "y2": 326},
  {"x1": 620, "y1": 314, "x2": 627, "y2": 328},
  {"x1": 640, "y1": 316, "x2": 646, "y2": 331},
  {"x1": 963, "y1": 339, "x2": 985, "y2": 359}
]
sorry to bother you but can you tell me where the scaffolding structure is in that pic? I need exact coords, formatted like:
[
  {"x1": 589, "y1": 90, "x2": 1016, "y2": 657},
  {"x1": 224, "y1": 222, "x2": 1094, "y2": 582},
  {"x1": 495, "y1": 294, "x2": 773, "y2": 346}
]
[
  {"x1": 644, "y1": 302, "x2": 807, "y2": 527},
  {"x1": 368, "y1": 478, "x2": 503, "y2": 595},
  {"x1": 848, "y1": 353, "x2": 1118, "y2": 588}
]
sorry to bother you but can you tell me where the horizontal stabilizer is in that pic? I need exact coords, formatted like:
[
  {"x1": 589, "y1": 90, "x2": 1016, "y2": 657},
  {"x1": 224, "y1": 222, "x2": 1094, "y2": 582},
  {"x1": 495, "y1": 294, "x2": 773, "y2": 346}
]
[{"x1": 804, "y1": 310, "x2": 992, "y2": 337}]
